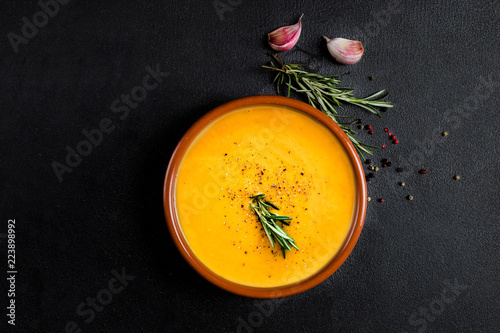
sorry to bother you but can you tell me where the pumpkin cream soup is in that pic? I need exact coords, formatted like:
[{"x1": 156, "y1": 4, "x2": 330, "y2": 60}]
[{"x1": 175, "y1": 105, "x2": 356, "y2": 288}]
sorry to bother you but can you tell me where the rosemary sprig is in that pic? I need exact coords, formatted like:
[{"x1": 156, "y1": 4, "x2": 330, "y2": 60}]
[
  {"x1": 262, "y1": 54, "x2": 393, "y2": 159},
  {"x1": 249, "y1": 194, "x2": 298, "y2": 258}
]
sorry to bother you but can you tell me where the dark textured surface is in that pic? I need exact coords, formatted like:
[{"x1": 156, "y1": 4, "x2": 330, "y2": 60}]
[{"x1": 1, "y1": 1, "x2": 499, "y2": 332}]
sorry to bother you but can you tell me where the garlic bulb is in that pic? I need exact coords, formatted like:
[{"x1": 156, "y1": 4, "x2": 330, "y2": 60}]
[
  {"x1": 324, "y1": 37, "x2": 364, "y2": 65},
  {"x1": 268, "y1": 15, "x2": 303, "y2": 52}
]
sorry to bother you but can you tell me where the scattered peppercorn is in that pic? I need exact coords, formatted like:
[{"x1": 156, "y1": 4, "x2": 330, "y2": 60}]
[
  {"x1": 382, "y1": 145, "x2": 386, "y2": 149},
  {"x1": 453, "y1": 175, "x2": 460, "y2": 180},
  {"x1": 396, "y1": 167, "x2": 403, "y2": 172},
  {"x1": 381, "y1": 160, "x2": 392, "y2": 167},
  {"x1": 368, "y1": 130, "x2": 374, "y2": 135},
  {"x1": 388, "y1": 131, "x2": 392, "y2": 136},
  {"x1": 442, "y1": 131, "x2": 448, "y2": 136},
  {"x1": 379, "y1": 198, "x2": 385, "y2": 203},
  {"x1": 368, "y1": 165, "x2": 375, "y2": 171},
  {"x1": 381, "y1": 107, "x2": 388, "y2": 112},
  {"x1": 390, "y1": 135, "x2": 396, "y2": 140},
  {"x1": 358, "y1": 125, "x2": 365, "y2": 130},
  {"x1": 368, "y1": 173, "x2": 375, "y2": 178},
  {"x1": 375, "y1": 167, "x2": 380, "y2": 172},
  {"x1": 400, "y1": 182, "x2": 405, "y2": 186},
  {"x1": 393, "y1": 139, "x2": 399, "y2": 144},
  {"x1": 384, "y1": 128, "x2": 389, "y2": 132},
  {"x1": 365, "y1": 159, "x2": 372, "y2": 164},
  {"x1": 419, "y1": 169, "x2": 427, "y2": 174},
  {"x1": 367, "y1": 125, "x2": 372, "y2": 130},
  {"x1": 407, "y1": 195, "x2": 414, "y2": 201},
  {"x1": 369, "y1": 76, "x2": 375, "y2": 81},
  {"x1": 357, "y1": 119, "x2": 363, "y2": 124}
]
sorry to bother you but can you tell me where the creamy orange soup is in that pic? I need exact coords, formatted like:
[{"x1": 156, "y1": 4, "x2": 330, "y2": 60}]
[{"x1": 175, "y1": 105, "x2": 356, "y2": 288}]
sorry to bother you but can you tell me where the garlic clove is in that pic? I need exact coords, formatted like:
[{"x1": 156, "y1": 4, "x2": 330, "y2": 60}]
[
  {"x1": 324, "y1": 37, "x2": 364, "y2": 65},
  {"x1": 268, "y1": 14, "x2": 303, "y2": 52}
]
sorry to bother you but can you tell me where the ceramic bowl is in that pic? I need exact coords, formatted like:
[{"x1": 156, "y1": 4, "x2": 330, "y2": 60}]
[{"x1": 163, "y1": 95, "x2": 366, "y2": 298}]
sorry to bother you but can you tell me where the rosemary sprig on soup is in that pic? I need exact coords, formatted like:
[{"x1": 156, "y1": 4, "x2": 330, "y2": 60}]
[{"x1": 250, "y1": 194, "x2": 298, "y2": 258}]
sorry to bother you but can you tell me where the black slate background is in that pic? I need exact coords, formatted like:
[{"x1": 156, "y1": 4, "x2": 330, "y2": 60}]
[{"x1": 1, "y1": 1, "x2": 499, "y2": 332}]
